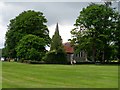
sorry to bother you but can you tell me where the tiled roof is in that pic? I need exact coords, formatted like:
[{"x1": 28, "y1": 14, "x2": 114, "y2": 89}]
[{"x1": 63, "y1": 42, "x2": 74, "y2": 54}]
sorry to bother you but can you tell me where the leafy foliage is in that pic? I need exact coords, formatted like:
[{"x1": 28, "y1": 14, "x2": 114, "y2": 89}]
[
  {"x1": 115, "y1": 14, "x2": 120, "y2": 60},
  {"x1": 5, "y1": 10, "x2": 50, "y2": 58},
  {"x1": 16, "y1": 34, "x2": 46, "y2": 61},
  {"x1": 45, "y1": 50, "x2": 67, "y2": 64},
  {"x1": 70, "y1": 3, "x2": 119, "y2": 62}
]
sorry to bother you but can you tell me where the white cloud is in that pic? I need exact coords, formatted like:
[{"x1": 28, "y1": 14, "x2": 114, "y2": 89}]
[
  {"x1": 0, "y1": 25, "x2": 6, "y2": 49},
  {"x1": 0, "y1": 2, "x2": 7, "y2": 49}
]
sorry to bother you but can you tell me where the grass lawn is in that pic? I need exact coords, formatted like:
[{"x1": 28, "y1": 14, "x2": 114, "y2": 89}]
[{"x1": 2, "y1": 62, "x2": 118, "y2": 88}]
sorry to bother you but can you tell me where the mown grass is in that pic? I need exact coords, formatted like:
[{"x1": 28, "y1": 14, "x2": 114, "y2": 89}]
[{"x1": 2, "y1": 62, "x2": 118, "y2": 88}]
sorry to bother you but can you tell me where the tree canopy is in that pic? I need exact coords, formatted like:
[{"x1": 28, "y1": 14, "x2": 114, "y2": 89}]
[
  {"x1": 70, "y1": 3, "x2": 120, "y2": 62},
  {"x1": 115, "y1": 14, "x2": 120, "y2": 60},
  {"x1": 16, "y1": 34, "x2": 46, "y2": 61},
  {"x1": 5, "y1": 10, "x2": 50, "y2": 58}
]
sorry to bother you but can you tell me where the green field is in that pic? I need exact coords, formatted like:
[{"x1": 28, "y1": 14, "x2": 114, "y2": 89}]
[{"x1": 2, "y1": 62, "x2": 118, "y2": 88}]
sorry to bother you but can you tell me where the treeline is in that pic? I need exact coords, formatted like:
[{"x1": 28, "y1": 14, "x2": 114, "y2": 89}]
[
  {"x1": 2, "y1": 2, "x2": 120, "y2": 64},
  {"x1": 2, "y1": 10, "x2": 67, "y2": 64}
]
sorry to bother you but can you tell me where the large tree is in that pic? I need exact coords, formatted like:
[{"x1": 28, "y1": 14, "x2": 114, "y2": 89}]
[
  {"x1": 5, "y1": 10, "x2": 50, "y2": 58},
  {"x1": 115, "y1": 14, "x2": 120, "y2": 61},
  {"x1": 70, "y1": 3, "x2": 119, "y2": 62},
  {"x1": 16, "y1": 34, "x2": 46, "y2": 61}
]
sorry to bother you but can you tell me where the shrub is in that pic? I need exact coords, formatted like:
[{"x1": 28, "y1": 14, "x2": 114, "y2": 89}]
[{"x1": 44, "y1": 50, "x2": 67, "y2": 64}]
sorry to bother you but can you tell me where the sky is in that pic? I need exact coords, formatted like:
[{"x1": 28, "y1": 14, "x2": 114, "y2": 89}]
[{"x1": 0, "y1": 1, "x2": 119, "y2": 49}]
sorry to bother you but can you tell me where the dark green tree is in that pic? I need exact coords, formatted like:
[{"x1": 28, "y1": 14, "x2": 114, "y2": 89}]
[
  {"x1": 115, "y1": 14, "x2": 120, "y2": 61},
  {"x1": 1, "y1": 48, "x2": 7, "y2": 61},
  {"x1": 50, "y1": 23, "x2": 63, "y2": 51},
  {"x1": 5, "y1": 10, "x2": 50, "y2": 58},
  {"x1": 0, "y1": 49, "x2": 2, "y2": 58},
  {"x1": 45, "y1": 23, "x2": 67, "y2": 64},
  {"x1": 70, "y1": 3, "x2": 119, "y2": 62},
  {"x1": 16, "y1": 34, "x2": 46, "y2": 61}
]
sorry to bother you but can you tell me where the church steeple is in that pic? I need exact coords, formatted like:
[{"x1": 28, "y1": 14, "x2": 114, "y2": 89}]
[
  {"x1": 55, "y1": 22, "x2": 59, "y2": 34},
  {"x1": 50, "y1": 23, "x2": 63, "y2": 50}
]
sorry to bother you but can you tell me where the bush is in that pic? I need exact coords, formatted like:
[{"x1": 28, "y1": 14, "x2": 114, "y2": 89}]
[{"x1": 44, "y1": 50, "x2": 67, "y2": 64}]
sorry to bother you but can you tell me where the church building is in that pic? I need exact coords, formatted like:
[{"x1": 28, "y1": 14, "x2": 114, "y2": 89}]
[{"x1": 54, "y1": 23, "x2": 88, "y2": 63}]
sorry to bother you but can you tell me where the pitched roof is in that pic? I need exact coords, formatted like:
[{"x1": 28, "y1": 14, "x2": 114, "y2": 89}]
[{"x1": 63, "y1": 42, "x2": 74, "y2": 54}]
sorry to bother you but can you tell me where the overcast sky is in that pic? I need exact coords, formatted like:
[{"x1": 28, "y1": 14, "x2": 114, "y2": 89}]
[{"x1": 0, "y1": 1, "x2": 119, "y2": 49}]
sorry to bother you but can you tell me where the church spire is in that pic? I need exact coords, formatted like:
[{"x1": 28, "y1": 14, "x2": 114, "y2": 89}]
[
  {"x1": 50, "y1": 22, "x2": 63, "y2": 50},
  {"x1": 55, "y1": 22, "x2": 59, "y2": 34}
]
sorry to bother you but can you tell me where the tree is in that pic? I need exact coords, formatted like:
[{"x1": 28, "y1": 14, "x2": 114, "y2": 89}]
[
  {"x1": 45, "y1": 23, "x2": 67, "y2": 64},
  {"x1": 117, "y1": 16, "x2": 120, "y2": 61},
  {"x1": 16, "y1": 34, "x2": 46, "y2": 61},
  {"x1": 50, "y1": 23, "x2": 63, "y2": 51},
  {"x1": 1, "y1": 48, "x2": 7, "y2": 61},
  {"x1": 70, "y1": 3, "x2": 119, "y2": 62},
  {"x1": 0, "y1": 49, "x2": 2, "y2": 58},
  {"x1": 115, "y1": 14, "x2": 120, "y2": 61},
  {"x1": 5, "y1": 10, "x2": 50, "y2": 58}
]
